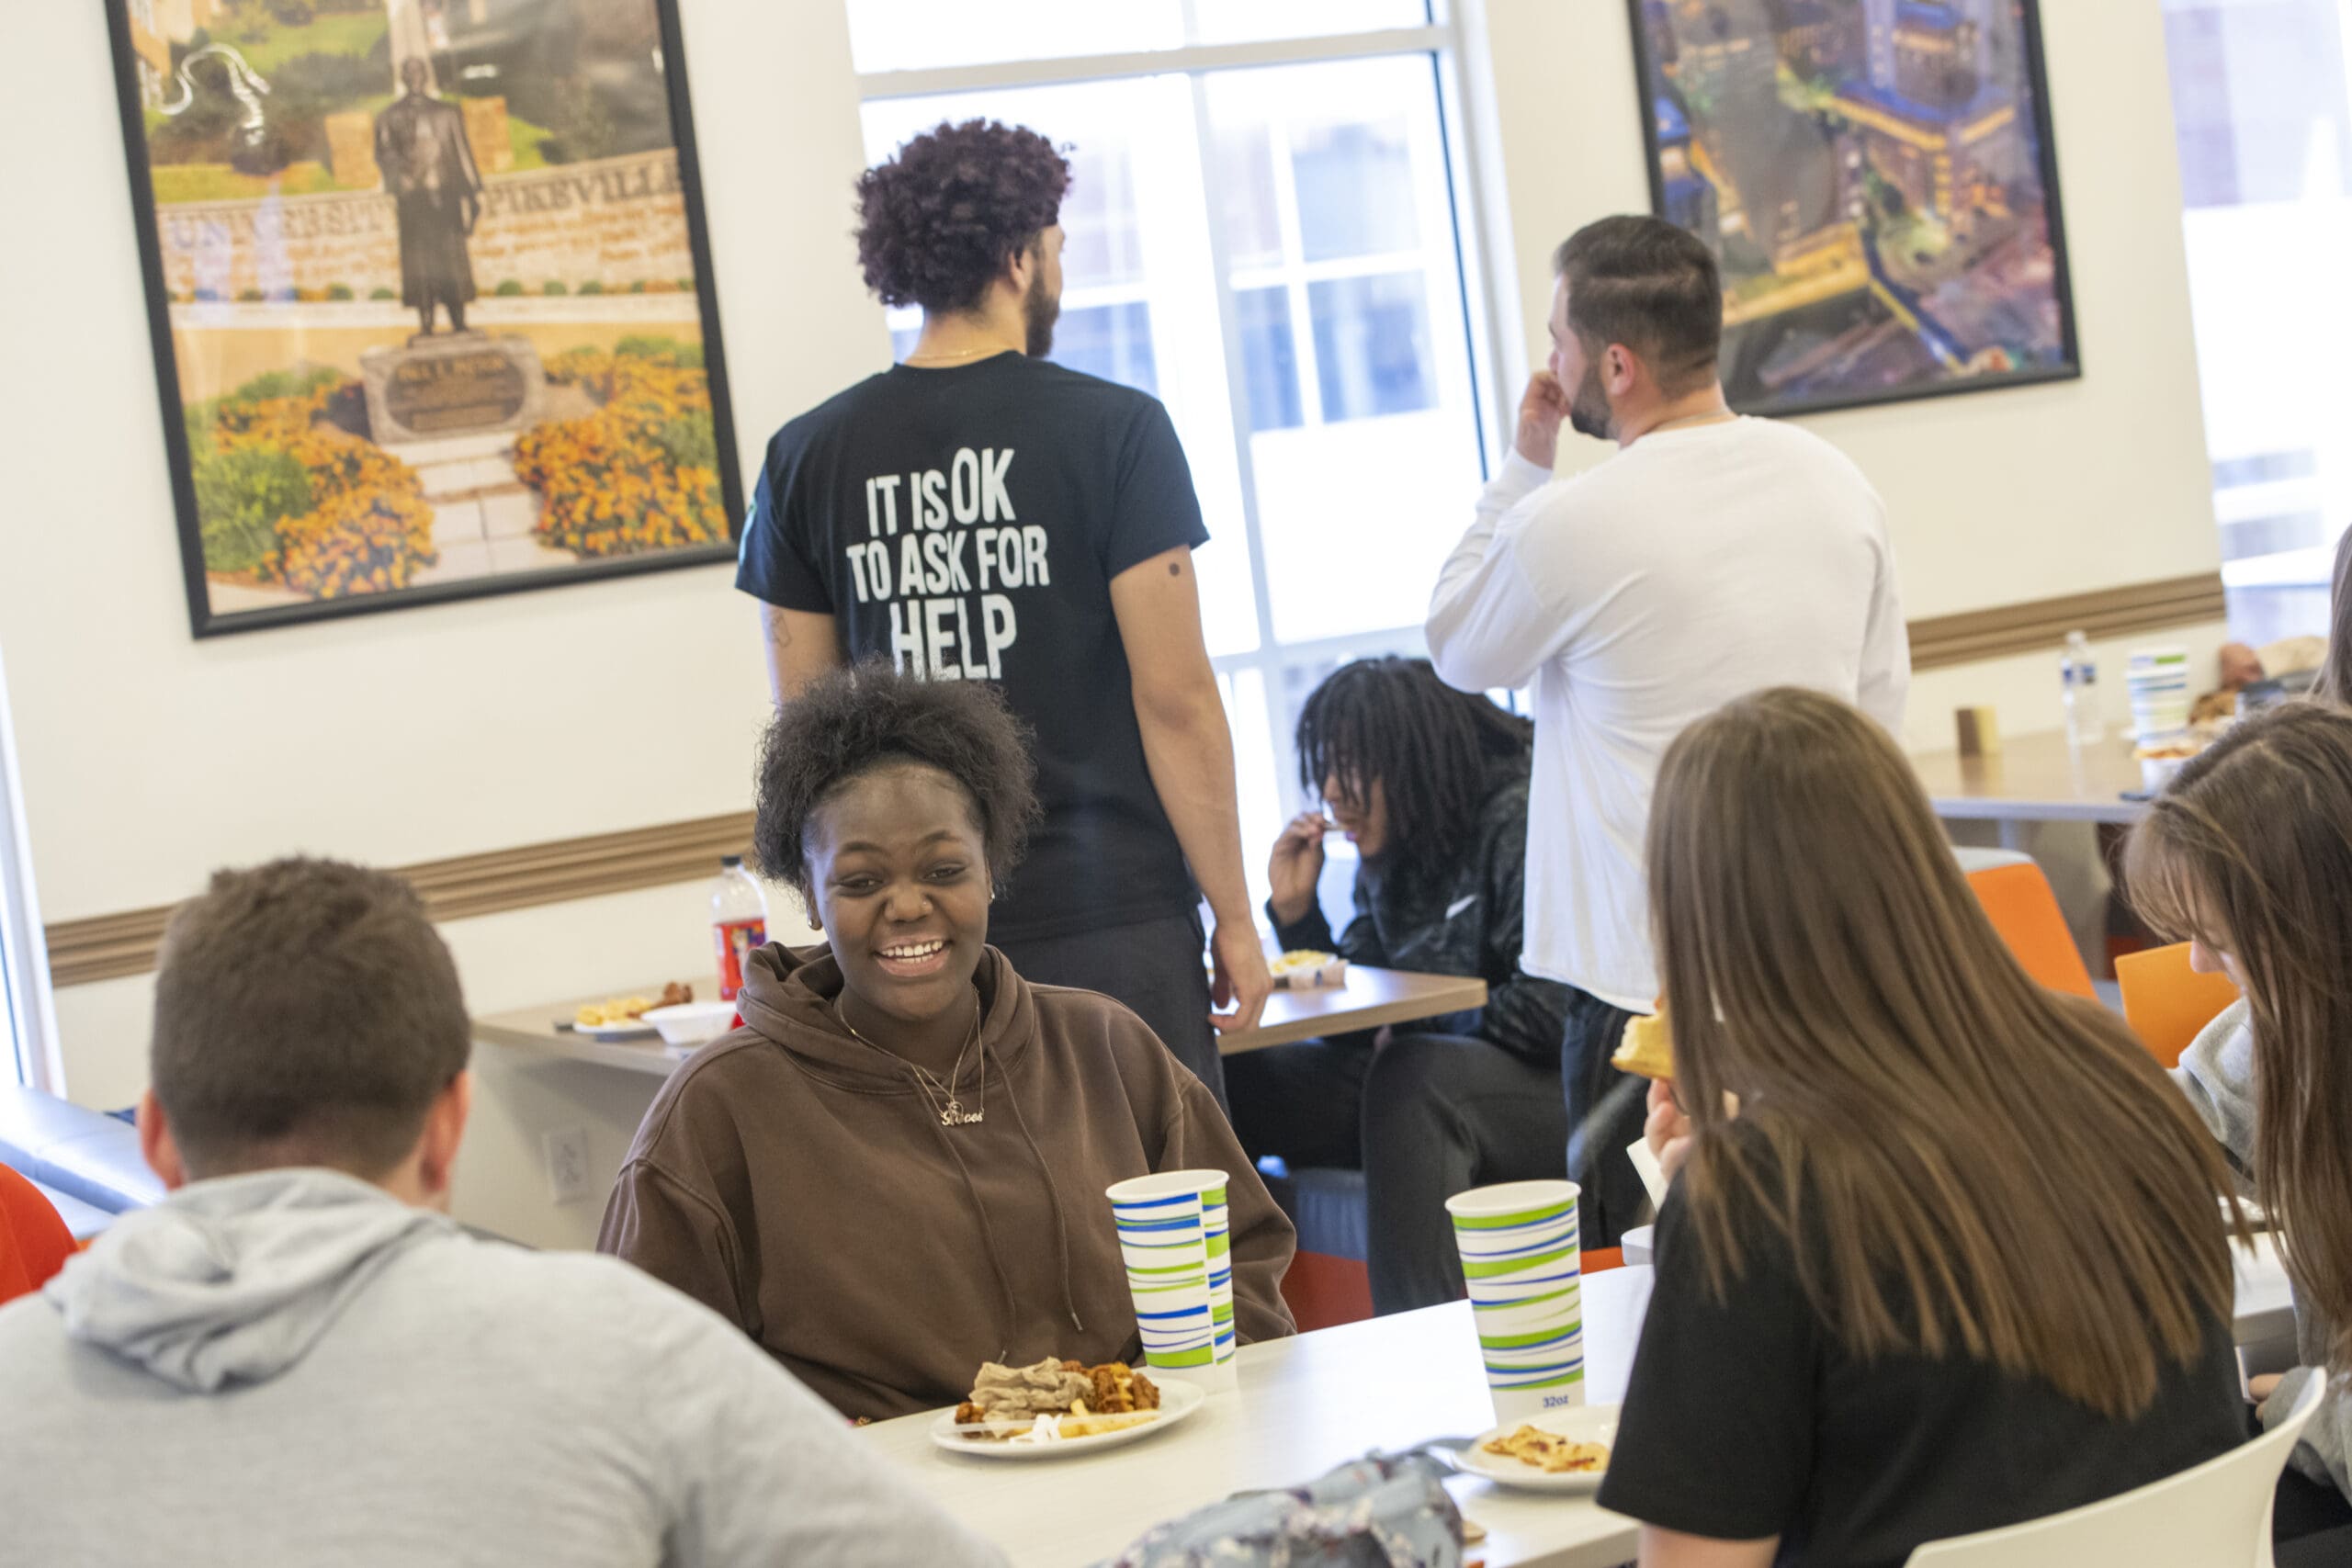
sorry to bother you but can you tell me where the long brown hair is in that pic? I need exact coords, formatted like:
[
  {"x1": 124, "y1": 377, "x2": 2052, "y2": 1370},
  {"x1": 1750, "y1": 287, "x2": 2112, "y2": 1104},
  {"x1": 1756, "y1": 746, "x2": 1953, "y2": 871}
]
[
  {"x1": 2126, "y1": 702, "x2": 2352, "y2": 1371},
  {"x1": 1650, "y1": 688, "x2": 2239, "y2": 1419},
  {"x1": 2321, "y1": 526, "x2": 2352, "y2": 706}
]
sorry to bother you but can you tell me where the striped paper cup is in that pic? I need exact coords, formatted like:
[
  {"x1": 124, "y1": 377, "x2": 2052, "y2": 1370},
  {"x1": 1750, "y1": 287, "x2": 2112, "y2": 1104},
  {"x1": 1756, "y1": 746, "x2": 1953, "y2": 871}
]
[
  {"x1": 1446, "y1": 1179, "x2": 1585, "y2": 1426},
  {"x1": 1106, "y1": 1169, "x2": 1238, "y2": 1393}
]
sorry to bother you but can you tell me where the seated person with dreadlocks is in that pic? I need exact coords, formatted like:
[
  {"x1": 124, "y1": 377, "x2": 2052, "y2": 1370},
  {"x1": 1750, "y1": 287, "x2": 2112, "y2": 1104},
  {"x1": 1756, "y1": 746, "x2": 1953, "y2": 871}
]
[
  {"x1": 600, "y1": 665, "x2": 1295, "y2": 1421},
  {"x1": 1227, "y1": 657, "x2": 1571, "y2": 1314}
]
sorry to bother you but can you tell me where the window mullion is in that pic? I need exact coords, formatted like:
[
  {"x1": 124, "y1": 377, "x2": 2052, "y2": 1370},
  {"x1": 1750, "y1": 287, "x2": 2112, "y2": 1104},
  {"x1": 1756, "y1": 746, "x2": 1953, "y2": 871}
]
[
  {"x1": 1187, "y1": 72, "x2": 1290, "y2": 821},
  {"x1": 854, "y1": 26, "x2": 1453, "y2": 101}
]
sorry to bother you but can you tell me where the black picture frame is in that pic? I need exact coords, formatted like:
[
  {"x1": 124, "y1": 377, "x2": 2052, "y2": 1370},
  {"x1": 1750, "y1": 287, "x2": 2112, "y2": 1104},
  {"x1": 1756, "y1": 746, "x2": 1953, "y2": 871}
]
[
  {"x1": 103, "y1": 0, "x2": 744, "y2": 638},
  {"x1": 1624, "y1": 0, "x2": 2081, "y2": 421}
]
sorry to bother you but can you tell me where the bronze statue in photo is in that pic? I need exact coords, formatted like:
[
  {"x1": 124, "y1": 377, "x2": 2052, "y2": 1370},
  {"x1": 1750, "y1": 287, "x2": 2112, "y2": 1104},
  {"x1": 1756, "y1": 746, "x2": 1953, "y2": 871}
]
[{"x1": 374, "y1": 58, "x2": 484, "y2": 337}]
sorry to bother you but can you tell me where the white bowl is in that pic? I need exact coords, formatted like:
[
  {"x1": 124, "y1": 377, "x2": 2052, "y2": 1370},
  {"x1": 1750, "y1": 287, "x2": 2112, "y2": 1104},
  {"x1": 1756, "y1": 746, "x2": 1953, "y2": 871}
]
[{"x1": 639, "y1": 1000, "x2": 736, "y2": 1049}]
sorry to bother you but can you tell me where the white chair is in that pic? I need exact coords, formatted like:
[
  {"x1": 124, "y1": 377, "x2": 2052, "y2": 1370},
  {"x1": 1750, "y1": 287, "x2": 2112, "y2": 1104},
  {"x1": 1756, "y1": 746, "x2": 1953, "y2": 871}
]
[
  {"x1": 1950, "y1": 844, "x2": 2034, "y2": 874},
  {"x1": 1905, "y1": 1374, "x2": 2324, "y2": 1566}
]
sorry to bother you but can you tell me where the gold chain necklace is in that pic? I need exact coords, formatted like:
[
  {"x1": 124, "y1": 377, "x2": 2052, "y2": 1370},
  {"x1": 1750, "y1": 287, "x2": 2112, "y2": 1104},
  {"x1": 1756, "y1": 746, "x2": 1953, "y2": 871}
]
[
  {"x1": 901, "y1": 344, "x2": 1007, "y2": 366},
  {"x1": 839, "y1": 992, "x2": 986, "y2": 1126}
]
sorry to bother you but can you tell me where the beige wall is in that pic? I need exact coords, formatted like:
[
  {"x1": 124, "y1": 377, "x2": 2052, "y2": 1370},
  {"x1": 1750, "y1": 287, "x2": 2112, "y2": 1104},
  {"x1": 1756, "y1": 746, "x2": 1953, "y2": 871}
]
[
  {"x1": 1477, "y1": 0, "x2": 2225, "y2": 754},
  {"x1": 0, "y1": 0, "x2": 869, "y2": 1241},
  {"x1": 5, "y1": 1, "x2": 2222, "y2": 1244}
]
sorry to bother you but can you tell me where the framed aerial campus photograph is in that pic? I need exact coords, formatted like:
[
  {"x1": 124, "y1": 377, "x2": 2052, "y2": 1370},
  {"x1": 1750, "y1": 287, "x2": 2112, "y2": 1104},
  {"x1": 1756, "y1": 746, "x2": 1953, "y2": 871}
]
[
  {"x1": 1627, "y1": 0, "x2": 2080, "y2": 419},
  {"x1": 104, "y1": 0, "x2": 742, "y2": 637}
]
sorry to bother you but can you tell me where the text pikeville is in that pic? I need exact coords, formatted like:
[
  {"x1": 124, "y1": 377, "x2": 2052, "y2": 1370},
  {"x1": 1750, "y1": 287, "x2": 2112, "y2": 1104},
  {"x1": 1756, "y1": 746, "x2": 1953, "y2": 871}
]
[{"x1": 847, "y1": 446, "x2": 1047, "y2": 681}]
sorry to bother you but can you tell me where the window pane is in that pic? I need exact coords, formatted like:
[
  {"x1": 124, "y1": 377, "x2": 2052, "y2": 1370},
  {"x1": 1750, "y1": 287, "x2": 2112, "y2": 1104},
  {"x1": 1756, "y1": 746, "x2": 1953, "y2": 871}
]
[
  {"x1": 860, "y1": 80, "x2": 1264, "y2": 657},
  {"x1": 1309, "y1": 272, "x2": 1435, "y2": 421},
  {"x1": 1204, "y1": 57, "x2": 1483, "y2": 646},
  {"x1": 2163, "y1": 0, "x2": 2352, "y2": 646},
  {"x1": 1214, "y1": 124, "x2": 1285, "y2": 270},
  {"x1": 1235, "y1": 287, "x2": 1303, "y2": 432},
  {"x1": 1052, "y1": 301, "x2": 1160, "y2": 397},
  {"x1": 1293, "y1": 116, "x2": 1420, "y2": 262},
  {"x1": 846, "y1": 0, "x2": 1429, "y2": 76}
]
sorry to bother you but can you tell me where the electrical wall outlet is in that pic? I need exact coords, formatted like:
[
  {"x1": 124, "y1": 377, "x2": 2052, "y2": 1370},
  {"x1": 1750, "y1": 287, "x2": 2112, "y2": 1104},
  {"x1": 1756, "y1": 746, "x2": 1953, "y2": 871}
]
[{"x1": 542, "y1": 1125, "x2": 592, "y2": 1206}]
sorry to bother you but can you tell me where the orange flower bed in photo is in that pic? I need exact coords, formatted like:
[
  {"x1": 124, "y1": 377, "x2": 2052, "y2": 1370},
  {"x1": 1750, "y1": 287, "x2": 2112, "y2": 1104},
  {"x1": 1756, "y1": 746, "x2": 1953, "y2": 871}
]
[
  {"x1": 513, "y1": 347, "x2": 725, "y2": 558},
  {"x1": 209, "y1": 384, "x2": 438, "y2": 598}
]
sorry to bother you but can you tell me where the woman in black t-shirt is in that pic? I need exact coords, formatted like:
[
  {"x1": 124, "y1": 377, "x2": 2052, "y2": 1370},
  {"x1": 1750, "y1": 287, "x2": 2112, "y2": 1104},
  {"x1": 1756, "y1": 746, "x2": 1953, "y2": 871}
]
[{"x1": 1596, "y1": 688, "x2": 2249, "y2": 1568}]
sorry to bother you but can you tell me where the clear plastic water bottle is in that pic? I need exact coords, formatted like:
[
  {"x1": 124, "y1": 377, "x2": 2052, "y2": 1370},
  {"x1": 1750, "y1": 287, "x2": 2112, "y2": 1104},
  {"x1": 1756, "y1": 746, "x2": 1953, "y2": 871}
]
[
  {"x1": 710, "y1": 855, "x2": 768, "y2": 1002},
  {"x1": 2061, "y1": 630, "x2": 2105, "y2": 747}
]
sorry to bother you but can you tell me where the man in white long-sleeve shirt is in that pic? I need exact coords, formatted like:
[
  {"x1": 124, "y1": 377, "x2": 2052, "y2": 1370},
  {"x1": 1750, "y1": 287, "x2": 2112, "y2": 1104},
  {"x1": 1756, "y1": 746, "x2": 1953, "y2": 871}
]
[{"x1": 1426, "y1": 215, "x2": 1908, "y2": 1247}]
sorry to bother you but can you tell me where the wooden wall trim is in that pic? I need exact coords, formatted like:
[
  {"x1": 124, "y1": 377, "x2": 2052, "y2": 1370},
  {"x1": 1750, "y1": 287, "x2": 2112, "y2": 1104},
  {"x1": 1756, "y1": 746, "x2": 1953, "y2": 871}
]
[
  {"x1": 41, "y1": 572, "x2": 2229, "y2": 988},
  {"x1": 44, "y1": 811, "x2": 753, "y2": 988},
  {"x1": 1907, "y1": 571, "x2": 2226, "y2": 672}
]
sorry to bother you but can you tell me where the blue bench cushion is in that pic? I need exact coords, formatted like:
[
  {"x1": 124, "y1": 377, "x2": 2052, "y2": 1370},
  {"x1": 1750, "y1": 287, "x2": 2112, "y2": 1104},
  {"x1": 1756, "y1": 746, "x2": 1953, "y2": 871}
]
[
  {"x1": 0, "y1": 1088, "x2": 162, "y2": 1216},
  {"x1": 1290, "y1": 1167, "x2": 1368, "y2": 1262}
]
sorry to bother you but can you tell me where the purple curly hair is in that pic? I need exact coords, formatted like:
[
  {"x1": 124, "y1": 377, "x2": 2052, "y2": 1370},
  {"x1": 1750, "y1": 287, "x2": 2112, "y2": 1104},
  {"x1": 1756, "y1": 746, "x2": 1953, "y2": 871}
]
[{"x1": 854, "y1": 119, "x2": 1070, "y2": 315}]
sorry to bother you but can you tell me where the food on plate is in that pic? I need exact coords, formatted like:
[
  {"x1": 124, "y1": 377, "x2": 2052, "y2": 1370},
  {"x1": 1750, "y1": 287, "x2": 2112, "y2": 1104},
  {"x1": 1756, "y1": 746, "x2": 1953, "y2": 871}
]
[
  {"x1": 1267, "y1": 949, "x2": 1347, "y2": 990},
  {"x1": 577, "y1": 996, "x2": 653, "y2": 1027},
  {"x1": 1611, "y1": 1008, "x2": 1674, "y2": 1081},
  {"x1": 1481, "y1": 1424, "x2": 1611, "y2": 1474},
  {"x1": 953, "y1": 1357, "x2": 1161, "y2": 1443},
  {"x1": 2133, "y1": 739, "x2": 2202, "y2": 762},
  {"x1": 575, "y1": 982, "x2": 692, "y2": 1028}
]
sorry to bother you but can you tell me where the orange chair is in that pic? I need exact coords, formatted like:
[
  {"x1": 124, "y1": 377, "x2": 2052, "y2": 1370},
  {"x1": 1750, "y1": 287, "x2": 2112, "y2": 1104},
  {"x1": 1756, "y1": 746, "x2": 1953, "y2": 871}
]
[
  {"x1": 0, "y1": 1165, "x2": 76, "y2": 1306},
  {"x1": 2116, "y1": 942, "x2": 2242, "y2": 1069},
  {"x1": 1965, "y1": 863, "x2": 2097, "y2": 999}
]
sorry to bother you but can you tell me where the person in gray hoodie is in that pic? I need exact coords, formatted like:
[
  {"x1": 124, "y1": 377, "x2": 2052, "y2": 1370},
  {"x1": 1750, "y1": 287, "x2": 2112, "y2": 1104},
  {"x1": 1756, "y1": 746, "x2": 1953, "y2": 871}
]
[
  {"x1": 0, "y1": 855, "x2": 1004, "y2": 1568},
  {"x1": 2129, "y1": 702, "x2": 2352, "y2": 1567}
]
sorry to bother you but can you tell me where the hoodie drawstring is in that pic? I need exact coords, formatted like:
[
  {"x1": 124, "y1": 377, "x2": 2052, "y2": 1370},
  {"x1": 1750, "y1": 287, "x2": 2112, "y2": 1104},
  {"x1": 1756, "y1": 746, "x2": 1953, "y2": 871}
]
[
  {"x1": 910, "y1": 1054, "x2": 1026, "y2": 1360},
  {"x1": 1002, "y1": 1066, "x2": 1085, "y2": 1337}
]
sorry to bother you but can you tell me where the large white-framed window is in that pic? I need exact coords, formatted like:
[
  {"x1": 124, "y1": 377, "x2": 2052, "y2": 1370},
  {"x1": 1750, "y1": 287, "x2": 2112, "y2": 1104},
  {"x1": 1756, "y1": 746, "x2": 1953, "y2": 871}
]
[
  {"x1": 0, "y1": 647, "x2": 60, "y2": 1092},
  {"x1": 2163, "y1": 0, "x2": 2352, "y2": 648},
  {"x1": 852, "y1": 5, "x2": 1510, "y2": 908}
]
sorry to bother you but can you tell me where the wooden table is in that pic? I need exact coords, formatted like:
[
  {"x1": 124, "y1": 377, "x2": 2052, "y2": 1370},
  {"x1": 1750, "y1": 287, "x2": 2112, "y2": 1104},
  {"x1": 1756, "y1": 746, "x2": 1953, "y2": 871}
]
[
  {"x1": 472, "y1": 986, "x2": 701, "y2": 1077},
  {"x1": 474, "y1": 966, "x2": 1489, "y2": 1074},
  {"x1": 1910, "y1": 728, "x2": 2151, "y2": 848},
  {"x1": 860, "y1": 1267, "x2": 1654, "y2": 1568},
  {"x1": 1216, "y1": 966, "x2": 1487, "y2": 1056}
]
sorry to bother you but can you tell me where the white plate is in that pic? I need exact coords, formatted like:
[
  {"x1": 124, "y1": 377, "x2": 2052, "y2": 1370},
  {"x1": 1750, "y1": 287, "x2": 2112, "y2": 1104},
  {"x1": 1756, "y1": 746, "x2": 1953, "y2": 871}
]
[
  {"x1": 1453, "y1": 1404, "x2": 1622, "y2": 1494},
  {"x1": 571, "y1": 1016, "x2": 658, "y2": 1041},
  {"x1": 929, "y1": 1375, "x2": 1205, "y2": 1461}
]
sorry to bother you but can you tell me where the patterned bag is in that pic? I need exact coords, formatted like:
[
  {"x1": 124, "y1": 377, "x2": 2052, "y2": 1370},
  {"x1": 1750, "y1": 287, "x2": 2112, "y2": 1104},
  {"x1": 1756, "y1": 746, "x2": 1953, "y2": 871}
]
[{"x1": 1097, "y1": 1450, "x2": 1464, "y2": 1568}]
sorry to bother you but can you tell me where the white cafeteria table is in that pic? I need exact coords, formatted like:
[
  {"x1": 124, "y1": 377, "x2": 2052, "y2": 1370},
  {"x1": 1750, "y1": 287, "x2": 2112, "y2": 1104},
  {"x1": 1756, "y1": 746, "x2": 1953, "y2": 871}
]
[{"x1": 860, "y1": 1265, "x2": 1658, "y2": 1568}]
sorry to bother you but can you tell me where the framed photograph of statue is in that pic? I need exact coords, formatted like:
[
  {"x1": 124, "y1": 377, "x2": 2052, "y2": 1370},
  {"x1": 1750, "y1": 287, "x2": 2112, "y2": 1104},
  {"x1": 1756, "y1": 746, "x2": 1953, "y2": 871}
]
[
  {"x1": 104, "y1": 0, "x2": 743, "y2": 637},
  {"x1": 1626, "y1": 0, "x2": 2080, "y2": 419}
]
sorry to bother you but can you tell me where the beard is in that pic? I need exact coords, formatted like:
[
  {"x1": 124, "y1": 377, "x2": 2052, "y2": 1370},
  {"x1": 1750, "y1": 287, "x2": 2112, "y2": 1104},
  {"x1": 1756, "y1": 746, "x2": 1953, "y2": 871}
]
[
  {"x1": 1023, "y1": 265, "x2": 1061, "y2": 358},
  {"x1": 1566, "y1": 358, "x2": 1614, "y2": 442}
]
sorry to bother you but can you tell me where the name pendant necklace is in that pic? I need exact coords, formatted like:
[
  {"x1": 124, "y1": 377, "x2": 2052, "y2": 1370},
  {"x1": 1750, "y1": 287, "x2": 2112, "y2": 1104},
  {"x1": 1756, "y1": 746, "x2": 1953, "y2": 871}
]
[{"x1": 841, "y1": 995, "x2": 986, "y2": 1127}]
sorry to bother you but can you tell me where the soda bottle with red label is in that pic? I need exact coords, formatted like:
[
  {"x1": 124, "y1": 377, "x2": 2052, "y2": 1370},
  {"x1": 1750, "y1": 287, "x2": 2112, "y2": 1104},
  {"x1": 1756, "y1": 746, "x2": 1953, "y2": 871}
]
[{"x1": 711, "y1": 854, "x2": 768, "y2": 1002}]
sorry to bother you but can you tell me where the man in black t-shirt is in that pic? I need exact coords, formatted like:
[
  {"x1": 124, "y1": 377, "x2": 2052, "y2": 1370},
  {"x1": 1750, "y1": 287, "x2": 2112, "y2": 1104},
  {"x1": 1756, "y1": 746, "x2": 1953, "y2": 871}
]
[{"x1": 736, "y1": 119, "x2": 1269, "y2": 1105}]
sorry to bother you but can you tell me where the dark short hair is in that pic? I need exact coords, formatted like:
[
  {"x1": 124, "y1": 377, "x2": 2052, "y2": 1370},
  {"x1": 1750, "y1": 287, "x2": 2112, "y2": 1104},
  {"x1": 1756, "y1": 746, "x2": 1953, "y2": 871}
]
[
  {"x1": 1552, "y1": 215, "x2": 1723, "y2": 396},
  {"x1": 1295, "y1": 657, "x2": 1532, "y2": 892},
  {"x1": 755, "y1": 664, "x2": 1039, "y2": 902},
  {"x1": 855, "y1": 119, "x2": 1070, "y2": 315},
  {"x1": 152, "y1": 858, "x2": 470, "y2": 1179}
]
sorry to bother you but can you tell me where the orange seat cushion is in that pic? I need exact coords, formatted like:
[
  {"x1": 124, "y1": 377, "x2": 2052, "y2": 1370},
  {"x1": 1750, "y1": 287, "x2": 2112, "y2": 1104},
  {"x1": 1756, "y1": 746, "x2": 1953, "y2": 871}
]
[
  {"x1": 1966, "y1": 863, "x2": 2097, "y2": 999},
  {"x1": 2116, "y1": 942, "x2": 2243, "y2": 1070},
  {"x1": 0, "y1": 1165, "x2": 76, "y2": 1305},
  {"x1": 1281, "y1": 1250, "x2": 1374, "y2": 1332}
]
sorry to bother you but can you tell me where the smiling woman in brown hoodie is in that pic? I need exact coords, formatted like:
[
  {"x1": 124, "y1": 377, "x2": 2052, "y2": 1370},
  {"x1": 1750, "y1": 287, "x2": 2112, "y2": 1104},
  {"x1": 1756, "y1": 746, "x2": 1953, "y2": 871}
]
[{"x1": 597, "y1": 666, "x2": 1295, "y2": 1421}]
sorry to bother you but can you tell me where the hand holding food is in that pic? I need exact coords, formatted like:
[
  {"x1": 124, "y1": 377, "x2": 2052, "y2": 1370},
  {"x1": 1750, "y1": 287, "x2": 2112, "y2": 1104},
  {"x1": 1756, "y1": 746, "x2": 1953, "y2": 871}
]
[
  {"x1": 1267, "y1": 812, "x2": 1330, "y2": 928},
  {"x1": 1645, "y1": 1077, "x2": 1694, "y2": 1184}
]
